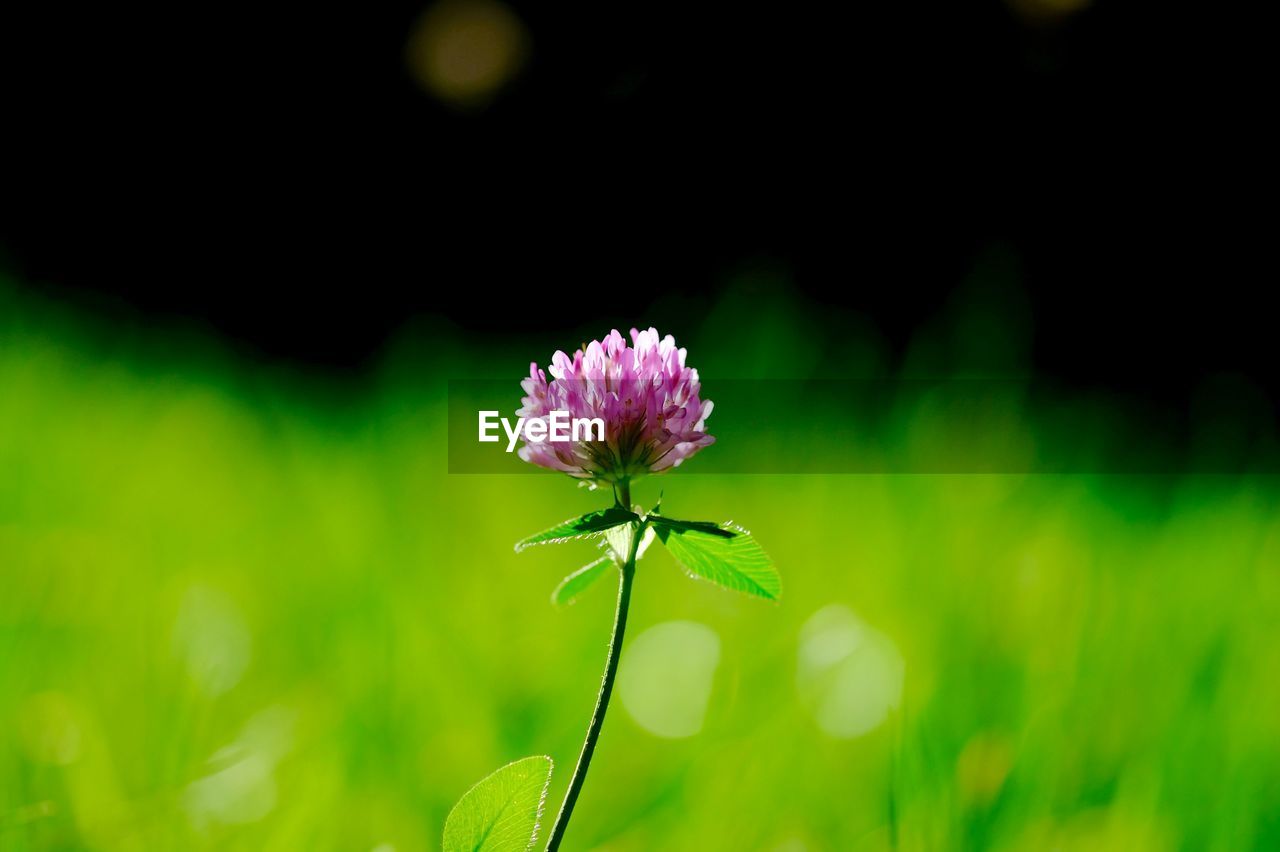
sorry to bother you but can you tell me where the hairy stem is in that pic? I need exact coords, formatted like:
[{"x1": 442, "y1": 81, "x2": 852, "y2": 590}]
[{"x1": 545, "y1": 493, "x2": 640, "y2": 851}]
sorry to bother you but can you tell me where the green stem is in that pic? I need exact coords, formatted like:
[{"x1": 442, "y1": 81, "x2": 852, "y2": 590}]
[{"x1": 545, "y1": 485, "x2": 640, "y2": 851}]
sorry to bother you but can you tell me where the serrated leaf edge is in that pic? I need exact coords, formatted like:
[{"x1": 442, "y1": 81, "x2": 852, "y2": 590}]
[
  {"x1": 550, "y1": 556, "x2": 613, "y2": 607},
  {"x1": 513, "y1": 509, "x2": 639, "y2": 553},
  {"x1": 443, "y1": 755, "x2": 555, "y2": 852},
  {"x1": 658, "y1": 520, "x2": 783, "y2": 602}
]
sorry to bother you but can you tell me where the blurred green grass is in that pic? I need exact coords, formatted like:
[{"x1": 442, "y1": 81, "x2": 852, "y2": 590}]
[{"x1": 2, "y1": 285, "x2": 1279, "y2": 851}]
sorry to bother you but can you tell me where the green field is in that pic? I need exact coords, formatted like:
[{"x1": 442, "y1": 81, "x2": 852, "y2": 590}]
[{"x1": 3, "y1": 286, "x2": 1279, "y2": 850}]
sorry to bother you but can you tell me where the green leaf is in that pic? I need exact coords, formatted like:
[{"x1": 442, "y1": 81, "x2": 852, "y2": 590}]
[
  {"x1": 603, "y1": 522, "x2": 636, "y2": 564},
  {"x1": 551, "y1": 556, "x2": 612, "y2": 606},
  {"x1": 655, "y1": 520, "x2": 782, "y2": 601},
  {"x1": 551, "y1": 527, "x2": 658, "y2": 606},
  {"x1": 443, "y1": 756, "x2": 554, "y2": 852},
  {"x1": 649, "y1": 516, "x2": 736, "y2": 538},
  {"x1": 602, "y1": 521, "x2": 655, "y2": 563},
  {"x1": 514, "y1": 507, "x2": 639, "y2": 553}
]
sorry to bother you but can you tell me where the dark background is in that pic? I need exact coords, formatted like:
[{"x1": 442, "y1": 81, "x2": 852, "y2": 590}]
[{"x1": 0, "y1": 1, "x2": 1272, "y2": 395}]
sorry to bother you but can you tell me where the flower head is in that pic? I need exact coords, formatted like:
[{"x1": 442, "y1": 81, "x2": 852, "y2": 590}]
[{"x1": 517, "y1": 328, "x2": 714, "y2": 483}]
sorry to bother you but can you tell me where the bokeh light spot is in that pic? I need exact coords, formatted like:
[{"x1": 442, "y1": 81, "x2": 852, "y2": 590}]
[
  {"x1": 797, "y1": 605, "x2": 904, "y2": 739},
  {"x1": 18, "y1": 691, "x2": 82, "y2": 766},
  {"x1": 1005, "y1": 0, "x2": 1092, "y2": 25},
  {"x1": 406, "y1": 0, "x2": 529, "y2": 108},
  {"x1": 956, "y1": 731, "x2": 1014, "y2": 807},
  {"x1": 185, "y1": 750, "x2": 277, "y2": 827},
  {"x1": 172, "y1": 585, "x2": 252, "y2": 697},
  {"x1": 619, "y1": 621, "x2": 721, "y2": 739},
  {"x1": 184, "y1": 705, "x2": 295, "y2": 828}
]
